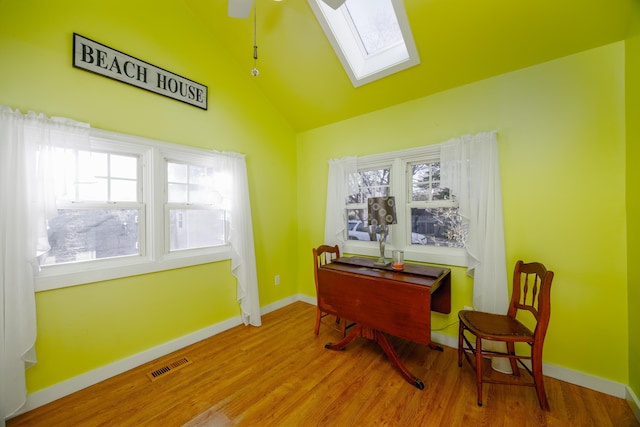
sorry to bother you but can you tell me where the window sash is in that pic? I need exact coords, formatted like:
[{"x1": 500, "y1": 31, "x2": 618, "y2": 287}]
[
  {"x1": 42, "y1": 206, "x2": 144, "y2": 266},
  {"x1": 165, "y1": 205, "x2": 227, "y2": 252}
]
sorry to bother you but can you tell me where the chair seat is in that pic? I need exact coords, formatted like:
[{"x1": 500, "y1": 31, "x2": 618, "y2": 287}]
[{"x1": 459, "y1": 310, "x2": 534, "y2": 342}]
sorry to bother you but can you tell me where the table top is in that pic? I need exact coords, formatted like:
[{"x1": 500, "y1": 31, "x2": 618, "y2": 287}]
[
  {"x1": 333, "y1": 256, "x2": 448, "y2": 277},
  {"x1": 322, "y1": 256, "x2": 450, "y2": 289}
]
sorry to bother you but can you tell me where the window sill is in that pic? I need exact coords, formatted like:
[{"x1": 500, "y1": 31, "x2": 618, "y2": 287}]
[
  {"x1": 34, "y1": 245, "x2": 232, "y2": 292},
  {"x1": 343, "y1": 241, "x2": 467, "y2": 268}
]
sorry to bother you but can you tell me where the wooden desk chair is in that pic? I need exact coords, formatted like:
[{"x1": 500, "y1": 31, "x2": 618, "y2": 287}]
[
  {"x1": 313, "y1": 245, "x2": 348, "y2": 337},
  {"x1": 458, "y1": 260, "x2": 555, "y2": 410}
]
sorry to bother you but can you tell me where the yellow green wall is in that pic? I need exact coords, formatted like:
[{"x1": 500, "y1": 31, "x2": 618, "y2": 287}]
[
  {"x1": 297, "y1": 42, "x2": 628, "y2": 383},
  {"x1": 626, "y1": 0, "x2": 640, "y2": 400},
  {"x1": 0, "y1": 0, "x2": 298, "y2": 392}
]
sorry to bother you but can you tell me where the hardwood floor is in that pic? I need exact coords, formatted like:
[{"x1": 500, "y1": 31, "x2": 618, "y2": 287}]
[{"x1": 8, "y1": 301, "x2": 639, "y2": 427}]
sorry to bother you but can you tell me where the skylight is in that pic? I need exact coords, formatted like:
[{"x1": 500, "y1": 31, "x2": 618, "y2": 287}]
[
  {"x1": 346, "y1": 0, "x2": 402, "y2": 55},
  {"x1": 308, "y1": 0, "x2": 420, "y2": 87}
]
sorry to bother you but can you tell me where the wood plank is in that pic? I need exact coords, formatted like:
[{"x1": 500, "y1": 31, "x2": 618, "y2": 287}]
[{"x1": 8, "y1": 301, "x2": 639, "y2": 427}]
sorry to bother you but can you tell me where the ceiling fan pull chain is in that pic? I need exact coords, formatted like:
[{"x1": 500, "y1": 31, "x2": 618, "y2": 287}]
[{"x1": 251, "y1": 2, "x2": 259, "y2": 76}]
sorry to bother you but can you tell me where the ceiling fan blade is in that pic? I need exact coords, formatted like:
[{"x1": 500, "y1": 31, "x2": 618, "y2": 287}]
[{"x1": 228, "y1": 0, "x2": 254, "y2": 18}]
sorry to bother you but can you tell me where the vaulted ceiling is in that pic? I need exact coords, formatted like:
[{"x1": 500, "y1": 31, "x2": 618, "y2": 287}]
[{"x1": 186, "y1": 0, "x2": 633, "y2": 132}]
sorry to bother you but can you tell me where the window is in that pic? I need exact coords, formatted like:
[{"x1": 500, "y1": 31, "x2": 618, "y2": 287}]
[
  {"x1": 341, "y1": 145, "x2": 467, "y2": 266},
  {"x1": 35, "y1": 130, "x2": 232, "y2": 291},
  {"x1": 166, "y1": 160, "x2": 226, "y2": 251},
  {"x1": 42, "y1": 149, "x2": 142, "y2": 266},
  {"x1": 308, "y1": 0, "x2": 420, "y2": 87}
]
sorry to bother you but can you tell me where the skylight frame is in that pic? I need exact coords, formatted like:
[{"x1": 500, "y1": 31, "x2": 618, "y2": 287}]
[{"x1": 309, "y1": 0, "x2": 420, "y2": 87}]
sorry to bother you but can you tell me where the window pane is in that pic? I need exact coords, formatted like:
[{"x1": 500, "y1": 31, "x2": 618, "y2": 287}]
[
  {"x1": 189, "y1": 165, "x2": 213, "y2": 186},
  {"x1": 167, "y1": 162, "x2": 215, "y2": 204},
  {"x1": 59, "y1": 150, "x2": 138, "y2": 203},
  {"x1": 81, "y1": 151, "x2": 107, "y2": 177},
  {"x1": 43, "y1": 209, "x2": 140, "y2": 265},
  {"x1": 347, "y1": 208, "x2": 368, "y2": 224},
  {"x1": 111, "y1": 179, "x2": 137, "y2": 202},
  {"x1": 169, "y1": 209, "x2": 226, "y2": 251},
  {"x1": 347, "y1": 168, "x2": 390, "y2": 203},
  {"x1": 410, "y1": 207, "x2": 466, "y2": 247},
  {"x1": 168, "y1": 162, "x2": 188, "y2": 183},
  {"x1": 168, "y1": 183, "x2": 188, "y2": 203},
  {"x1": 347, "y1": 210, "x2": 372, "y2": 241},
  {"x1": 79, "y1": 178, "x2": 108, "y2": 201},
  {"x1": 346, "y1": 210, "x2": 391, "y2": 242},
  {"x1": 190, "y1": 166, "x2": 214, "y2": 203},
  {"x1": 190, "y1": 184, "x2": 211, "y2": 204},
  {"x1": 411, "y1": 162, "x2": 449, "y2": 201},
  {"x1": 111, "y1": 154, "x2": 137, "y2": 179}
]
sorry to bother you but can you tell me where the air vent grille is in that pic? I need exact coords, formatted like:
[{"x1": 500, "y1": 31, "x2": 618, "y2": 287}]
[{"x1": 146, "y1": 357, "x2": 192, "y2": 382}]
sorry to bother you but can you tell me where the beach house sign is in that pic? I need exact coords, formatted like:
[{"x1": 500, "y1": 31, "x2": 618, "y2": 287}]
[{"x1": 73, "y1": 33, "x2": 208, "y2": 110}]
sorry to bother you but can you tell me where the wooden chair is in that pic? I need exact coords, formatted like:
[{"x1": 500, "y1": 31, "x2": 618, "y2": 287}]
[
  {"x1": 313, "y1": 245, "x2": 348, "y2": 336},
  {"x1": 458, "y1": 260, "x2": 554, "y2": 410}
]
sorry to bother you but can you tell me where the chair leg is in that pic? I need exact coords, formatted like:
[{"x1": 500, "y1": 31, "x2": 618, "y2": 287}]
[
  {"x1": 314, "y1": 308, "x2": 322, "y2": 335},
  {"x1": 532, "y1": 351, "x2": 550, "y2": 411},
  {"x1": 507, "y1": 342, "x2": 519, "y2": 376},
  {"x1": 475, "y1": 336, "x2": 483, "y2": 407}
]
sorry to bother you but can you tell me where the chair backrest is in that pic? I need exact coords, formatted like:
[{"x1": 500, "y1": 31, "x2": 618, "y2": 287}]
[
  {"x1": 507, "y1": 260, "x2": 554, "y2": 342},
  {"x1": 312, "y1": 245, "x2": 340, "y2": 293}
]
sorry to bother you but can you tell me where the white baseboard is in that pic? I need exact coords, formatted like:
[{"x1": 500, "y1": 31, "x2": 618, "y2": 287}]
[
  {"x1": 297, "y1": 293, "x2": 317, "y2": 306},
  {"x1": 14, "y1": 296, "x2": 297, "y2": 417},
  {"x1": 16, "y1": 315, "x2": 245, "y2": 417},
  {"x1": 260, "y1": 295, "x2": 302, "y2": 314},
  {"x1": 13, "y1": 296, "x2": 640, "y2": 424},
  {"x1": 628, "y1": 385, "x2": 640, "y2": 422},
  {"x1": 432, "y1": 330, "x2": 458, "y2": 349},
  {"x1": 543, "y1": 363, "x2": 628, "y2": 398}
]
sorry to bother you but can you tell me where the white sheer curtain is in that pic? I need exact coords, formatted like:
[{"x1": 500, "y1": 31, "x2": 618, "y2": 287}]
[
  {"x1": 323, "y1": 156, "x2": 357, "y2": 251},
  {"x1": 440, "y1": 130, "x2": 508, "y2": 314},
  {"x1": 214, "y1": 153, "x2": 261, "y2": 326},
  {"x1": 0, "y1": 106, "x2": 90, "y2": 423}
]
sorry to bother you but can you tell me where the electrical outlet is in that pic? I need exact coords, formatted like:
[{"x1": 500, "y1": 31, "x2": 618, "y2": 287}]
[{"x1": 275, "y1": 275, "x2": 280, "y2": 285}]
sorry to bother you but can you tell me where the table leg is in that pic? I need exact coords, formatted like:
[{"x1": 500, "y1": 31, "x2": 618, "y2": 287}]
[
  {"x1": 325, "y1": 324, "x2": 425, "y2": 390},
  {"x1": 429, "y1": 342, "x2": 444, "y2": 352},
  {"x1": 324, "y1": 328, "x2": 358, "y2": 351}
]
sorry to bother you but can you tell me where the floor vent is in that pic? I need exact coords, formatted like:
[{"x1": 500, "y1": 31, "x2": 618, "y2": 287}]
[{"x1": 146, "y1": 357, "x2": 192, "y2": 382}]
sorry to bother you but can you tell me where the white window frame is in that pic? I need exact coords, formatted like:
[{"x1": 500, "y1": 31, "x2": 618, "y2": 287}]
[
  {"x1": 343, "y1": 145, "x2": 467, "y2": 267},
  {"x1": 35, "y1": 129, "x2": 231, "y2": 292},
  {"x1": 308, "y1": 0, "x2": 420, "y2": 87}
]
